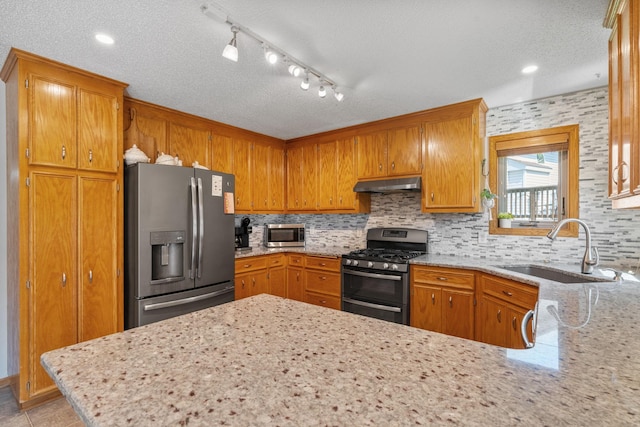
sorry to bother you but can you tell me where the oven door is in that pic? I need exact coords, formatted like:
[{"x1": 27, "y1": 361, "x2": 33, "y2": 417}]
[{"x1": 341, "y1": 266, "x2": 408, "y2": 324}]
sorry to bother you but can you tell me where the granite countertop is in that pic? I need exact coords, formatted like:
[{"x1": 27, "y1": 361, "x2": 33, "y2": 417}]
[{"x1": 42, "y1": 254, "x2": 640, "y2": 426}]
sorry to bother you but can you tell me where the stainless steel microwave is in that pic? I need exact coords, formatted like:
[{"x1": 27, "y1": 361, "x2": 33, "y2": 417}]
[{"x1": 264, "y1": 224, "x2": 305, "y2": 247}]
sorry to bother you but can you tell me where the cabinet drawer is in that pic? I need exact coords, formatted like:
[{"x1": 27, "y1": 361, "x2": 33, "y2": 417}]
[
  {"x1": 305, "y1": 291, "x2": 341, "y2": 310},
  {"x1": 266, "y1": 254, "x2": 285, "y2": 268},
  {"x1": 288, "y1": 254, "x2": 304, "y2": 268},
  {"x1": 305, "y1": 270, "x2": 340, "y2": 296},
  {"x1": 235, "y1": 256, "x2": 268, "y2": 273},
  {"x1": 305, "y1": 255, "x2": 340, "y2": 271},
  {"x1": 480, "y1": 275, "x2": 538, "y2": 309},
  {"x1": 411, "y1": 266, "x2": 475, "y2": 290}
]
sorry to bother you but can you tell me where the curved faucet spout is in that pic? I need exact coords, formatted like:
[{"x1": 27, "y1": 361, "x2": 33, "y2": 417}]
[{"x1": 547, "y1": 218, "x2": 599, "y2": 274}]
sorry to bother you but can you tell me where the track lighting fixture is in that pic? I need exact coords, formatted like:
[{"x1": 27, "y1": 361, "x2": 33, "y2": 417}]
[
  {"x1": 333, "y1": 86, "x2": 344, "y2": 102},
  {"x1": 221, "y1": 26, "x2": 238, "y2": 62},
  {"x1": 300, "y1": 72, "x2": 310, "y2": 90},
  {"x1": 288, "y1": 64, "x2": 302, "y2": 77},
  {"x1": 200, "y1": 2, "x2": 345, "y2": 101},
  {"x1": 263, "y1": 45, "x2": 278, "y2": 64}
]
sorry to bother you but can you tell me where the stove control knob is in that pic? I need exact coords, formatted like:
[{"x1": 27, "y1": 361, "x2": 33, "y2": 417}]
[
  {"x1": 352, "y1": 260, "x2": 359, "y2": 267},
  {"x1": 383, "y1": 263, "x2": 389, "y2": 269},
  {"x1": 367, "y1": 261, "x2": 374, "y2": 268},
  {"x1": 345, "y1": 259, "x2": 351, "y2": 265},
  {"x1": 391, "y1": 264, "x2": 399, "y2": 270}
]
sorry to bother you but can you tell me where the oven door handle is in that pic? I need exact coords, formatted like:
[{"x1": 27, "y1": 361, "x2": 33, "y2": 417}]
[
  {"x1": 343, "y1": 297, "x2": 402, "y2": 313},
  {"x1": 343, "y1": 269, "x2": 402, "y2": 281}
]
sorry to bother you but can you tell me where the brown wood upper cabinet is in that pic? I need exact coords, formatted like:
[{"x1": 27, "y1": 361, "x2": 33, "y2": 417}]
[
  {"x1": 606, "y1": 0, "x2": 640, "y2": 208},
  {"x1": 356, "y1": 125, "x2": 422, "y2": 180},
  {"x1": 422, "y1": 99, "x2": 487, "y2": 213},
  {"x1": 168, "y1": 122, "x2": 211, "y2": 169}
]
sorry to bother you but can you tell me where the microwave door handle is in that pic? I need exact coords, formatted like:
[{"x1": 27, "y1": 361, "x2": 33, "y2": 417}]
[
  {"x1": 197, "y1": 177, "x2": 204, "y2": 279},
  {"x1": 342, "y1": 298, "x2": 402, "y2": 313},
  {"x1": 189, "y1": 177, "x2": 197, "y2": 279},
  {"x1": 343, "y1": 269, "x2": 403, "y2": 281}
]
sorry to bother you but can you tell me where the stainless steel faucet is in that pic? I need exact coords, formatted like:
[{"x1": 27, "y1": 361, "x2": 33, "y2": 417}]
[{"x1": 547, "y1": 218, "x2": 599, "y2": 274}]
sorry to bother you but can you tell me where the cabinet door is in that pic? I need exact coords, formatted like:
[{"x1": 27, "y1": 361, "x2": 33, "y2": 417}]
[
  {"x1": 356, "y1": 131, "x2": 387, "y2": 179},
  {"x1": 478, "y1": 296, "x2": 508, "y2": 348},
  {"x1": 287, "y1": 267, "x2": 305, "y2": 302},
  {"x1": 211, "y1": 134, "x2": 234, "y2": 174},
  {"x1": 268, "y1": 267, "x2": 287, "y2": 298},
  {"x1": 29, "y1": 171, "x2": 78, "y2": 395},
  {"x1": 410, "y1": 284, "x2": 442, "y2": 332},
  {"x1": 78, "y1": 175, "x2": 120, "y2": 341},
  {"x1": 169, "y1": 123, "x2": 210, "y2": 169},
  {"x1": 250, "y1": 270, "x2": 269, "y2": 296},
  {"x1": 302, "y1": 144, "x2": 318, "y2": 210},
  {"x1": 388, "y1": 125, "x2": 422, "y2": 176},
  {"x1": 442, "y1": 289, "x2": 474, "y2": 340},
  {"x1": 286, "y1": 145, "x2": 303, "y2": 210},
  {"x1": 318, "y1": 140, "x2": 337, "y2": 210},
  {"x1": 235, "y1": 272, "x2": 253, "y2": 300},
  {"x1": 124, "y1": 107, "x2": 167, "y2": 163},
  {"x1": 77, "y1": 89, "x2": 119, "y2": 172},
  {"x1": 28, "y1": 74, "x2": 77, "y2": 168},
  {"x1": 336, "y1": 137, "x2": 357, "y2": 209},
  {"x1": 508, "y1": 305, "x2": 533, "y2": 350},
  {"x1": 269, "y1": 144, "x2": 286, "y2": 210},
  {"x1": 233, "y1": 139, "x2": 252, "y2": 211},
  {"x1": 424, "y1": 116, "x2": 477, "y2": 210},
  {"x1": 252, "y1": 141, "x2": 270, "y2": 211}
]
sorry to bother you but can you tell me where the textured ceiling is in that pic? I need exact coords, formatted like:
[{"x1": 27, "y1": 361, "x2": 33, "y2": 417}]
[{"x1": 0, "y1": 0, "x2": 611, "y2": 140}]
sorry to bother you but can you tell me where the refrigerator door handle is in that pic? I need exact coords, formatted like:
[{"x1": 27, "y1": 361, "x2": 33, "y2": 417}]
[
  {"x1": 197, "y1": 177, "x2": 204, "y2": 279},
  {"x1": 190, "y1": 177, "x2": 197, "y2": 279}
]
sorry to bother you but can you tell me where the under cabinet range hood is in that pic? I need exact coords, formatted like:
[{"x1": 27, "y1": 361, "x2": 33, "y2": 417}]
[{"x1": 353, "y1": 177, "x2": 421, "y2": 193}]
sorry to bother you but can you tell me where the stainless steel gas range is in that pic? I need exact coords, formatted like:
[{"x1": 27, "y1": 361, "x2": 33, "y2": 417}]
[{"x1": 341, "y1": 228, "x2": 428, "y2": 325}]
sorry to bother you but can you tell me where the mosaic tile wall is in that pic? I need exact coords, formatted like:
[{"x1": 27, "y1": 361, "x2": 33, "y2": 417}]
[{"x1": 241, "y1": 87, "x2": 640, "y2": 271}]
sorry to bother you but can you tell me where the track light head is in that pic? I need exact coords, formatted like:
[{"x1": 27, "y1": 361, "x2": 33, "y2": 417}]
[
  {"x1": 263, "y1": 44, "x2": 278, "y2": 64},
  {"x1": 300, "y1": 73, "x2": 310, "y2": 90},
  {"x1": 318, "y1": 85, "x2": 327, "y2": 98},
  {"x1": 222, "y1": 26, "x2": 239, "y2": 62},
  {"x1": 288, "y1": 64, "x2": 302, "y2": 77}
]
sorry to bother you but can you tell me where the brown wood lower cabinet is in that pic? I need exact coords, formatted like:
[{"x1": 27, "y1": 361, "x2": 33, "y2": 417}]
[
  {"x1": 410, "y1": 266, "x2": 475, "y2": 340},
  {"x1": 476, "y1": 274, "x2": 538, "y2": 349},
  {"x1": 304, "y1": 255, "x2": 341, "y2": 310},
  {"x1": 286, "y1": 254, "x2": 305, "y2": 302}
]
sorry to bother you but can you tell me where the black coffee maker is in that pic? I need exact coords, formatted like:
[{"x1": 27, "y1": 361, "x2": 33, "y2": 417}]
[{"x1": 235, "y1": 217, "x2": 252, "y2": 252}]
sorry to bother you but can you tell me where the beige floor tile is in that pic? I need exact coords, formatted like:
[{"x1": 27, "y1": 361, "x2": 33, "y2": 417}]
[
  {"x1": 0, "y1": 386, "x2": 31, "y2": 427},
  {"x1": 26, "y1": 396, "x2": 82, "y2": 427}
]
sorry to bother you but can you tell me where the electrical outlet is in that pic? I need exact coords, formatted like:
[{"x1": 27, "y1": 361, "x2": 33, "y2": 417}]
[{"x1": 478, "y1": 231, "x2": 487, "y2": 244}]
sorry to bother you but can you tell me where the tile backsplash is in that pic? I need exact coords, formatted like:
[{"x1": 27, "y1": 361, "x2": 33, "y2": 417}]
[{"x1": 241, "y1": 87, "x2": 640, "y2": 272}]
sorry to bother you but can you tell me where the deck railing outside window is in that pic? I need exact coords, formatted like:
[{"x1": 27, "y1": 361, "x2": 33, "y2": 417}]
[{"x1": 505, "y1": 185, "x2": 558, "y2": 221}]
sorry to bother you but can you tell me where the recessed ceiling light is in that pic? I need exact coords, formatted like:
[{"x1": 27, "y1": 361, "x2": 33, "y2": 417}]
[
  {"x1": 95, "y1": 33, "x2": 114, "y2": 45},
  {"x1": 522, "y1": 65, "x2": 538, "y2": 74}
]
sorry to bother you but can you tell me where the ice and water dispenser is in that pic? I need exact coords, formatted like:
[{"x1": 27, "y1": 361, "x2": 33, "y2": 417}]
[{"x1": 150, "y1": 231, "x2": 185, "y2": 284}]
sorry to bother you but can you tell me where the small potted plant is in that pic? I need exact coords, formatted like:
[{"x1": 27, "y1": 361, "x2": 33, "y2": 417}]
[
  {"x1": 480, "y1": 188, "x2": 496, "y2": 208},
  {"x1": 497, "y1": 212, "x2": 514, "y2": 228}
]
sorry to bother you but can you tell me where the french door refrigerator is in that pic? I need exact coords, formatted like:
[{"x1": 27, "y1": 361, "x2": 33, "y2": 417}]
[{"x1": 125, "y1": 163, "x2": 235, "y2": 328}]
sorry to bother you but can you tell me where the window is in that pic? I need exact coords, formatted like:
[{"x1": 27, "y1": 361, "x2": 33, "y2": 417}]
[{"x1": 488, "y1": 125, "x2": 579, "y2": 237}]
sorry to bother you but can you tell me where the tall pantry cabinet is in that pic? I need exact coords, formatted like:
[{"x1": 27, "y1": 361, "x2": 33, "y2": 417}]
[{"x1": 1, "y1": 48, "x2": 127, "y2": 408}]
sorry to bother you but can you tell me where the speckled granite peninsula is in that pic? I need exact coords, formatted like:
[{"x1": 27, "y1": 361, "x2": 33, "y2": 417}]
[{"x1": 42, "y1": 257, "x2": 640, "y2": 426}]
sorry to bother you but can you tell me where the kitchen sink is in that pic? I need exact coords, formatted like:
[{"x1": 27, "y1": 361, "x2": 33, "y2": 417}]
[{"x1": 495, "y1": 265, "x2": 613, "y2": 284}]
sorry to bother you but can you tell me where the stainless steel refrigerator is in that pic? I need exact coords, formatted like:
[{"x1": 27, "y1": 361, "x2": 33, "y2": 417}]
[{"x1": 125, "y1": 163, "x2": 235, "y2": 329}]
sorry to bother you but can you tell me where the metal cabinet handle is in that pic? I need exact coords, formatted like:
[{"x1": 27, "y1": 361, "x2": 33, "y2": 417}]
[
  {"x1": 512, "y1": 316, "x2": 517, "y2": 330},
  {"x1": 319, "y1": 262, "x2": 326, "y2": 266},
  {"x1": 241, "y1": 280, "x2": 245, "y2": 289},
  {"x1": 61, "y1": 145, "x2": 66, "y2": 160},
  {"x1": 431, "y1": 293, "x2": 435, "y2": 304},
  {"x1": 431, "y1": 192, "x2": 434, "y2": 201},
  {"x1": 329, "y1": 197, "x2": 333, "y2": 205},
  {"x1": 391, "y1": 161, "x2": 395, "y2": 170},
  {"x1": 89, "y1": 270, "x2": 93, "y2": 283},
  {"x1": 61, "y1": 273, "x2": 67, "y2": 287},
  {"x1": 449, "y1": 296, "x2": 453, "y2": 307},
  {"x1": 252, "y1": 278, "x2": 256, "y2": 286},
  {"x1": 612, "y1": 164, "x2": 620, "y2": 185},
  {"x1": 521, "y1": 309, "x2": 535, "y2": 349},
  {"x1": 379, "y1": 163, "x2": 383, "y2": 171},
  {"x1": 502, "y1": 290, "x2": 513, "y2": 297},
  {"x1": 89, "y1": 149, "x2": 93, "y2": 163},
  {"x1": 620, "y1": 161, "x2": 629, "y2": 183},
  {"x1": 296, "y1": 272, "x2": 300, "y2": 281},
  {"x1": 497, "y1": 309, "x2": 502, "y2": 323},
  {"x1": 320, "y1": 276, "x2": 327, "y2": 280},
  {"x1": 243, "y1": 264, "x2": 251, "y2": 269},
  {"x1": 437, "y1": 276, "x2": 448, "y2": 281}
]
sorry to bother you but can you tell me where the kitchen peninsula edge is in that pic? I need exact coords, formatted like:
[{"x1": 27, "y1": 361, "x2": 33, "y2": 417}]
[{"x1": 41, "y1": 252, "x2": 640, "y2": 425}]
